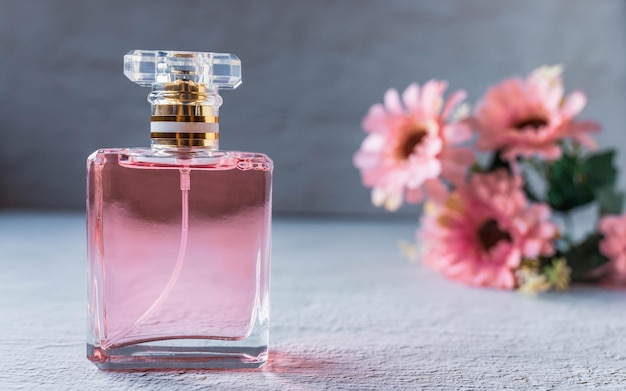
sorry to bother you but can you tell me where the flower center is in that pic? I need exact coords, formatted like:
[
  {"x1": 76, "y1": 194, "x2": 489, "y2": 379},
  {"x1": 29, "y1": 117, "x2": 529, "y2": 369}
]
[
  {"x1": 396, "y1": 129, "x2": 427, "y2": 160},
  {"x1": 478, "y1": 219, "x2": 512, "y2": 252},
  {"x1": 513, "y1": 117, "x2": 548, "y2": 131}
]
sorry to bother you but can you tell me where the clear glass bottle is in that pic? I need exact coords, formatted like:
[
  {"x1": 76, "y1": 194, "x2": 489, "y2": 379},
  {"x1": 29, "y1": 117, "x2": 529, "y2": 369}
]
[{"x1": 86, "y1": 50, "x2": 272, "y2": 369}]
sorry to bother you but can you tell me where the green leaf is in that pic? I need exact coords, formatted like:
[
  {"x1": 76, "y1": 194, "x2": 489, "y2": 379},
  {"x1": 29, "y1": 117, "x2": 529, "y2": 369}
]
[
  {"x1": 546, "y1": 149, "x2": 621, "y2": 212},
  {"x1": 596, "y1": 186, "x2": 624, "y2": 216},
  {"x1": 581, "y1": 150, "x2": 617, "y2": 188},
  {"x1": 546, "y1": 153, "x2": 594, "y2": 211},
  {"x1": 486, "y1": 150, "x2": 513, "y2": 174},
  {"x1": 469, "y1": 162, "x2": 484, "y2": 175},
  {"x1": 563, "y1": 233, "x2": 610, "y2": 281}
]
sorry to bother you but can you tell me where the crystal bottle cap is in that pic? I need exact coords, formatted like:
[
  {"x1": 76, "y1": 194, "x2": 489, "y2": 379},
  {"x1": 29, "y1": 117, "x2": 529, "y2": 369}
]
[{"x1": 124, "y1": 50, "x2": 242, "y2": 89}]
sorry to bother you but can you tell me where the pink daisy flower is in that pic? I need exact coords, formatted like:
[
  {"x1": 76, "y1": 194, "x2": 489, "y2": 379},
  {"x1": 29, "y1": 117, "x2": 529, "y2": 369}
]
[
  {"x1": 472, "y1": 65, "x2": 600, "y2": 161},
  {"x1": 598, "y1": 214, "x2": 626, "y2": 284},
  {"x1": 419, "y1": 170, "x2": 557, "y2": 289},
  {"x1": 354, "y1": 81, "x2": 473, "y2": 211}
]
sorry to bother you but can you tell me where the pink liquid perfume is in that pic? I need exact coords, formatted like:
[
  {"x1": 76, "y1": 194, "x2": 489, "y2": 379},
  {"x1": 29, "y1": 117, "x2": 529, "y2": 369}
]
[{"x1": 86, "y1": 50, "x2": 272, "y2": 369}]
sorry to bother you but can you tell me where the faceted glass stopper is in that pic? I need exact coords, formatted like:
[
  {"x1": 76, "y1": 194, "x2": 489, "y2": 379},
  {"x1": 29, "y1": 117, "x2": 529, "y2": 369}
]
[{"x1": 124, "y1": 50, "x2": 242, "y2": 89}]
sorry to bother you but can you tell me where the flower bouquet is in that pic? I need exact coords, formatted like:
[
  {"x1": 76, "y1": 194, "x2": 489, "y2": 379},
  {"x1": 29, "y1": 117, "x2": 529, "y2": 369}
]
[{"x1": 354, "y1": 66, "x2": 625, "y2": 293}]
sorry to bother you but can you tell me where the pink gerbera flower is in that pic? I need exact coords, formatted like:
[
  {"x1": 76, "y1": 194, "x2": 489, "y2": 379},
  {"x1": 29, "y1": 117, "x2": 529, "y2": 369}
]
[
  {"x1": 419, "y1": 170, "x2": 557, "y2": 289},
  {"x1": 598, "y1": 214, "x2": 626, "y2": 284},
  {"x1": 473, "y1": 65, "x2": 600, "y2": 161},
  {"x1": 354, "y1": 81, "x2": 473, "y2": 211}
]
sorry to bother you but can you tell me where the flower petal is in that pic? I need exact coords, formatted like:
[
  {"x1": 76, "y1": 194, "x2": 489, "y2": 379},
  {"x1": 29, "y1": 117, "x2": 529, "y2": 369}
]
[
  {"x1": 384, "y1": 88, "x2": 404, "y2": 114},
  {"x1": 402, "y1": 83, "x2": 421, "y2": 111},
  {"x1": 441, "y1": 90, "x2": 468, "y2": 120},
  {"x1": 405, "y1": 186, "x2": 424, "y2": 204},
  {"x1": 420, "y1": 80, "x2": 447, "y2": 117},
  {"x1": 425, "y1": 179, "x2": 448, "y2": 204},
  {"x1": 561, "y1": 91, "x2": 586, "y2": 119},
  {"x1": 362, "y1": 104, "x2": 389, "y2": 133},
  {"x1": 442, "y1": 122, "x2": 472, "y2": 144}
]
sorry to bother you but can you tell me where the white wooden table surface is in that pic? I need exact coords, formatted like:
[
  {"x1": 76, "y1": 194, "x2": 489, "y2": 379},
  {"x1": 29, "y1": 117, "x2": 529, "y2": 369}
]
[{"x1": 1, "y1": 212, "x2": 625, "y2": 390}]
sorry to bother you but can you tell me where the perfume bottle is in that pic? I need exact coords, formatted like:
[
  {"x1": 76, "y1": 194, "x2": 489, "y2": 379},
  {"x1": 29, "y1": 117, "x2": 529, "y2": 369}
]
[{"x1": 86, "y1": 50, "x2": 272, "y2": 369}]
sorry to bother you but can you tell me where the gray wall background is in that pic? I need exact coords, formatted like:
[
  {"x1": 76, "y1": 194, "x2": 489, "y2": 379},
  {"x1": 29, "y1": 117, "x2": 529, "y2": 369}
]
[{"x1": 1, "y1": 0, "x2": 625, "y2": 216}]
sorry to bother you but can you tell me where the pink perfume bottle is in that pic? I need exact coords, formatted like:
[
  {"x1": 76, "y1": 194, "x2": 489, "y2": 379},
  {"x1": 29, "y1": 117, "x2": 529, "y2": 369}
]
[{"x1": 86, "y1": 50, "x2": 272, "y2": 369}]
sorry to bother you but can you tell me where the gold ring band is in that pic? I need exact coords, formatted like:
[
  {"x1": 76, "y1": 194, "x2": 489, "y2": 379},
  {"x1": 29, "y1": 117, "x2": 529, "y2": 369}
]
[
  {"x1": 151, "y1": 132, "x2": 219, "y2": 140},
  {"x1": 151, "y1": 115, "x2": 219, "y2": 123},
  {"x1": 151, "y1": 138, "x2": 218, "y2": 147},
  {"x1": 151, "y1": 132, "x2": 219, "y2": 147}
]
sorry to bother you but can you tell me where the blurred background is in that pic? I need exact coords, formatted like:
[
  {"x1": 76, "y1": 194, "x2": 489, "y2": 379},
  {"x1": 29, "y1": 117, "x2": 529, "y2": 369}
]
[{"x1": 0, "y1": 0, "x2": 624, "y2": 216}]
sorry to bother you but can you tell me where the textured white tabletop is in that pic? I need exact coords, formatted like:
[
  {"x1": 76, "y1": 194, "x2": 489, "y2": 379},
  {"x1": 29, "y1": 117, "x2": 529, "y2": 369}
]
[{"x1": 1, "y1": 212, "x2": 625, "y2": 390}]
